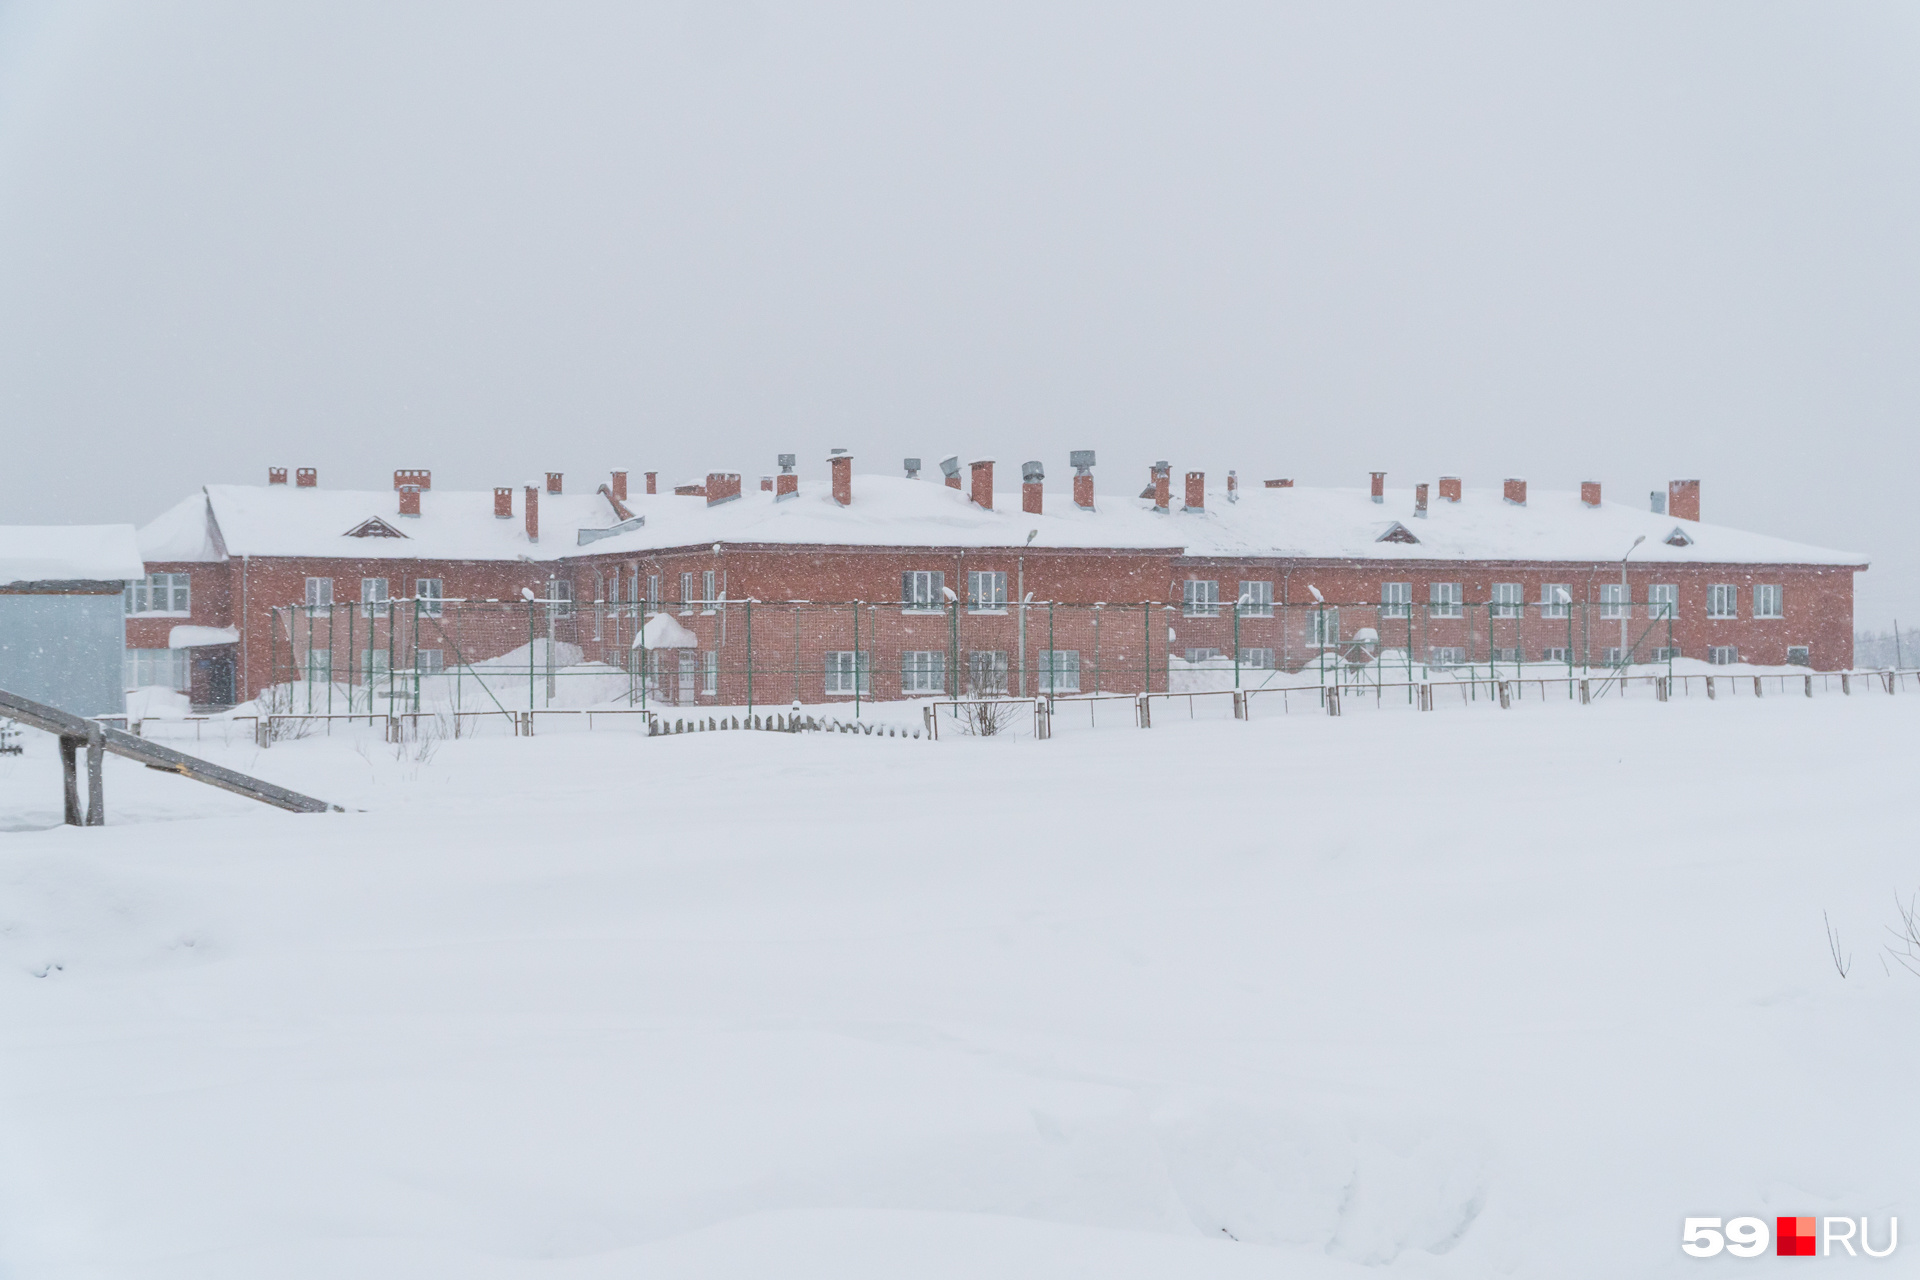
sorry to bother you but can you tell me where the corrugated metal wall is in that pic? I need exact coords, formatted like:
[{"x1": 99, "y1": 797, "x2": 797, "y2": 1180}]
[{"x1": 0, "y1": 593, "x2": 127, "y2": 717}]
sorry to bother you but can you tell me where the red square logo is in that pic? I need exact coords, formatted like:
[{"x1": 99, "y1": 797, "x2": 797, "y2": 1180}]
[{"x1": 1778, "y1": 1216, "x2": 1817, "y2": 1256}]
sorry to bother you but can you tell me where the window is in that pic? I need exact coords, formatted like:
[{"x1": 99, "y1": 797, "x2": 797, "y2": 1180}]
[
  {"x1": 1183, "y1": 648, "x2": 1222, "y2": 663},
  {"x1": 1429, "y1": 582, "x2": 1462, "y2": 618},
  {"x1": 679, "y1": 572, "x2": 695, "y2": 612},
  {"x1": 417, "y1": 649, "x2": 444, "y2": 675},
  {"x1": 1652, "y1": 647, "x2": 1677, "y2": 661},
  {"x1": 1648, "y1": 584, "x2": 1677, "y2": 620},
  {"x1": 360, "y1": 577, "x2": 389, "y2": 618},
  {"x1": 1429, "y1": 646, "x2": 1465, "y2": 666},
  {"x1": 1381, "y1": 582, "x2": 1411, "y2": 619},
  {"x1": 1787, "y1": 646, "x2": 1810, "y2": 667},
  {"x1": 702, "y1": 650, "x2": 718, "y2": 694},
  {"x1": 304, "y1": 577, "x2": 333, "y2": 613},
  {"x1": 1239, "y1": 648, "x2": 1275, "y2": 669},
  {"x1": 1708, "y1": 584, "x2": 1738, "y2": 619},
  {"x1": 968, "y1": 571, "x2": 1007, "y2": 611},
  {"x1": 1037, "y1": 649, "x2": 1080, "y2": 693},
  {"x1": 125, "y1": 573, "x2": 190, "y2": 615},
  {"x1": 1597, "y1": 583, "x2": 1627, "y2": 619},
  {"x1": 1753, "y1": 584, "x2": 1782, "y2": 619},
  {"x1": 1603, "y1": 646, "x2": 1625, "y2": 665},
  {"x1": 1238, "y1": 581, "x2": 1273, "y2": 616},
  {"x1": 1540, "y1": 584, "x2": 1572, "y2": 619},
  {"x1": 123, "y1": 648, "x2": 188, "y2": 690},
  {"x1": 413, "y1": 578, "x2": 443, "y2": 617},
  {"x1": 647, "y1": 574, "x2": 661, "y2": 605},
  {"x1": 1309, "y1": 608, "x2": 1340, "y2": 647},
  {"x1": 702, "y1": 570, "x2": 717, "y2": 611},
  {"x1": 965, "y1": 650, "x2": 1008, "y2": 694},
  {"x1": 1709, "y1": 645, "x2": 1739, "y2": 665},
  {"x1": 1183, "y1": 579, "x2": 1220, "y2": 617},
  {"x1": 1541, "y1": 647, "x2": 1570, "y2": 663},
  {"x1": 1492, "y1": 646, "x2": 1522, "y2": 662},
  {"x1": 304, "y1": 649, "x2": 332, "y2": 680},
  {"x1": 901, "y1": 570, "x2": 946, "y2": 611},
  {"x1": 901, "y1": 650, "x2": 946, "y2": 694},
  {"x1": 824, "y1": 650, "x2": 870, "y2": 695},
  {"x1": 1491, "y1": 583, "x2": 1523, "y2": 619},
  {"x1": 363, "y1": 648, "x2": 390, "y2": 685},
  {"x1": 546, "y1": 578, "x2": 572, "y2": 617}
]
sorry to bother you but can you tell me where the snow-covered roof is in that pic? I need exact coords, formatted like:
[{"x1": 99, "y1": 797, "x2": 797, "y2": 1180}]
[
  {"x1": 0, "y1": 525, "x2": 145, "y2": 585},
  {"x1": 169, "y1": 625, "x2": 240, "y2": 649},
  {"x1": 137, "y1": 492, "x2": 225, "y2": 562},
  {"x1": 153, "y1": 477, "x2": 1865, "y2": 567}
]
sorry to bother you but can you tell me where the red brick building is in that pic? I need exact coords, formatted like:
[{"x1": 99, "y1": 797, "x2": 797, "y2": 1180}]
[{"x1": 131, "y1": 458, "x2": 1865, "y2": 709}]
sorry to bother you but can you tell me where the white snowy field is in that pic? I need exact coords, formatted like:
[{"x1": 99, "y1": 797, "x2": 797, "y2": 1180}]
[{"x1": 0, "y1": 693, "x2": 1914, "y2": 1277}]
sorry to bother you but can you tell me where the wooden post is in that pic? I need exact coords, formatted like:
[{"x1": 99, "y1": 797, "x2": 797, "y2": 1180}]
[
  {"x1": 1804, "y1": 674, "x2": 1813, "y2": 698},
  {"x1": 1842, "y1": 673, "x2": 1851, "y2": 695},
  {"x1": 1754, "y1": 676, "x2": 1763, "y2": 698},
  {"x1": 59, "y1": 735, "x2": 81, "y2": 826},
  {"x1": 85, "y1": 724, "x2": 105, "y2": 826},
  {"x1": 1579, "y1": 679, "x2": 1590, "y2": 705},
  {"x1": 1707, "y1": 677, "x2": 1716, "y2": 700},
  {"x1": 1497, "y1": 680, "x2": 1511, "y2": 710}
]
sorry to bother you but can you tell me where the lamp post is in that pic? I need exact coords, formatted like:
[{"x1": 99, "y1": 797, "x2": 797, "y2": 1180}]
[{"x1": 1620, "y1": 535, "x2": 1645, "y2": 666}]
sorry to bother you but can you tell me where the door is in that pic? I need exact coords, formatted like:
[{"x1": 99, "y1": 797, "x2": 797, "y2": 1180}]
[
  {"x1": 207, "y1": 650, "x2": 236, "y2": 706},
  {"x1": 678, "y1": 652, "x2": 698, "y2": 704}
]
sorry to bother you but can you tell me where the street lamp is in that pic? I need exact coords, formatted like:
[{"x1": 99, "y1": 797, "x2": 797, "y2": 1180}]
[{"x1": 1620, "y1": 535, "x2": 1645, "y2": 666}]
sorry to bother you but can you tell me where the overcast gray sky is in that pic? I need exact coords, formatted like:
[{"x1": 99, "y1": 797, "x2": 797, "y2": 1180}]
[{"x1": 2, "y1": 2, "x2": 1915, "y2": 627}]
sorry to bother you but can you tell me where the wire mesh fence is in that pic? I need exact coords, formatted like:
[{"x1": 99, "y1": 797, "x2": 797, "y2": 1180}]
[{"x1": 264, "y1": 597, "x2": 1693, "y2": 718}]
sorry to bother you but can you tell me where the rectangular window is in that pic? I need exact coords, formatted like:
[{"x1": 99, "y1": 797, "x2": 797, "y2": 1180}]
[
  {"x1": 1648, "y1": 584, "x2": 1677, "y2": 620},
  {"x1": 1491, "y1": 646, "x2": 1522, "y2": 662},
  {"x1": 824, "y1": 650, "x2": 870, "y2": 695},
  {"x1": 965, "y1": 650, "x2": 1008, "y2": 694},
  {"x1": 413, "y1": 578, "x2": 443, "y2": 617},
  {"x1": 1652, "y1": 647, "x2": 1677, "y2": 661},
  {"x1": 1709, "y1": 645, "x2": 1739, "y2": 665},
  {"x1": 360, "y1": 577, "x2": 389, "y2": 618},
  {"x1": 1541, "y1": 647, "x2": 1570, "y2": 663},
  {"x1": 125, "y1": 572, "x2": 191, "y2": 615},
  {"x1": 1381, "y1": 582, "x2": 1411, "y2": 618},
  {"x1": 417, "y1": 649, "x2": 444, "y2": 675},
  {"x1": 1599, "y1": 583, "x2": 1628, "y2": 619},
  {"x1": 1708, "y1": 584, "x2": 1738, "y2": 619},
  {"x1": 546, "y1": 578, "x2": 573, "y2": 617},
  {"x1": 1183, "y1": 648, "x2": 1222, "y2": 663},
  {"x1": 1604, "y1": 646, "x2": 1625, "y2": 665},
  {"x1": 702, "y1": 570, "x2": 717, "y2": 611},
  {"x1": 1429, "y1": 582, "x2": 1462, "y2": 618},
  {"x1": 1753, "y1": 584, "x2": 1782, "y2": 619},
  {"x1": 304, "y1": 648, "x2": 332, "y2": 680},
  {"x1": 901, "y1": 650, "x2": 946, "y2": 694},
  {"x1": 1239, "y1": 648, "x2": 1275, "y2": 669},
  {"x1": 901, "y1": 570, "x2": 946, "y2": 611},
  {"x1": 304, "y1": 577, "x2": 333, "y2": 614},
  {"x1": 1182, "y1": 579, "x2": 1220, "y2": 617},
  {"x1": 1491, "y1": 583, "x2": 1523, "y2": 618},
  {"x1": 1539, "y1": 584, "x2": 1571, "y2": 619},
  {"x1": 1037, "y1": 649, "x2": 1080, "y2": 693},
  {"x1": 679, "y1": 572, "x2": 695, "y2": 612},
  {"x1": 363, "y1": 648, "x2": 390, "y2": 686},
  {"x1": 123, "y1": 648, "x2": 189, "y2": 691},
  {"x1": 968, "y1": 571, "x2": 1007, "y2": 610},
  {"x1": 647, "y1": 574, "x2": 661, "y2": 605},
  {"x1": 702, "y1": 650, "x2": 718, "y2": 694},
  {"x1": 1429, "y1": 646, "x2": 1464, "y2": 666},
  {"x1": 1787, "y1": 645, "x2": 1810, "y2": 667},
  {"x1": 1237, "y1": 580, "x2": 1273, "y2": 617},
  {"x1": 1309, "y1": 607, "x2": 1340, "y2": 647}
]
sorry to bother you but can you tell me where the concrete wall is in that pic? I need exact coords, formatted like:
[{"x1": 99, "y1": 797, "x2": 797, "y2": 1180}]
[{"x1": 0, "y1": 590, "x2": 127, "y2": 717}]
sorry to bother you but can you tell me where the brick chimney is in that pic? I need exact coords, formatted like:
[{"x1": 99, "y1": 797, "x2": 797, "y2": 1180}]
[
  {"x1": 1668, "y1": 479, "x2": 1700, "y2": 522},
  {"x1": 776, "y1": 453, "x2": 798, "y2": 501},
  {"x1": 296, "y1": 467, "x2": 317, "y2": 488},
  {"x1": 1071, "y1": 450, "x2": 1095, "y2": 510},
  {"x1": 706, "y1": 471, "x2": 742, "y2": 506},
  {"x1": 1581, "y1": 480, "x2": 1601, "y2": 508},
  {"x1": 1227, "y1": 470, "x2": 1238, "y2": 503},
  {"x1": 645, "y1": 471, "x2": 657, "y2": 495},
  {"x1": 494, "y1": 487, "x2": 513, "y2": 519},
  {"x1": 1264, "y1": 478, "x2": 1293, "y2": 489},
  {"x1": 394, "y1": 469, "x2": 430, "y2": 491},
  {"x1": 611, "y1": 470, "x2": 627, "y2": 501},
  {"x1": 1439, "y1": 476, "x2": 1461, "y2": 503},
  {"x1": 760, "y1": 475, "x2": 773, "y2": 492},
  {"x1": 1414, "y1": 483, "x2": 1429, "y2": 518},
  {"x1": 1151, "y1": 462, "x2": 1170, "y2": 513},
  {"x1": 397, "y1": 485, "x2": 421, "y2": 517},
  {"x1": 830, "y1": 450, "x2": 853, "y2": 506},
  {"x1": 904, "y1": 457, "x2": 921, "y2": 480},
  {"x1": 524, "y1": 485, "x2": 540, "y2": 543},
  {"x1": 1022, "y1": 461, "x2": 1044, "y2": 514},
  {"x1": 1184, "y1": 471, "x2": 1204, "y2": 513},
  {"x1": 940, "y1": 455, "x2": 962, "y2": 490},
  {"x1": 268, "y1": 467, "x2": 288, "y2": 486},
  {"x1": 1504, "y1": 477, "x2": 1527, "y2": 506},
  {"x1": 969, "y1": 458, "x2": 993, "y2": 509},
  {"x1": 1370, "y1": 471, "x2": 1385, "y2": 503},
  {"x1": 546, "y1": 472, "x2": 563, "y2": 495}
]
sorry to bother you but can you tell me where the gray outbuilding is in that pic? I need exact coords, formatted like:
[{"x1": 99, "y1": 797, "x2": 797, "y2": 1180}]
[{"x1": 0, "y1": 526, "x2": 144, "y2": 717}]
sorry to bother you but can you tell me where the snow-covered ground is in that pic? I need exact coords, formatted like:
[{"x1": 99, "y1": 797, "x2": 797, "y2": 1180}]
[{"x1": 0, "y1": 691, "x2": 1914, "y2": 1276}]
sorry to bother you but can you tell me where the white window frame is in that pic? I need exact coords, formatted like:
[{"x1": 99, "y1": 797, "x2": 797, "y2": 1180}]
[
  {"x1": 679, "y1": 572, "x2": 696, "y2": 613},
  {"x1": 701, "y1": 570, "x2": 717, "y2": 613},
  {"x1": 1599, "y1": 583, "x2": 1628, "y2": 620},
  {"x1": 360, "y1": 577, "x2": 390, "y2": 618},
  {"x1": 965, "y1": 650, "x2": 1009, "y2": 694},
  {"x1": 901, "y1": 570, "x2": 946, "y2": 612},
  {"x1": 1539, "y1": 584, "x2": 1572, "y2": 619},
  {"x1": 1709, "y1": 645, "x2": 1739, "y2": 665},
  {"x1": 1429, "y1": 646, "x2": 1464, "y2": 666},
  {"x1": 304, "y1": 577, "x2": 333, "y2": 614},
  {"x1": 1648, "y1": 584, "x2": 1677, "y2": 620},
  {"x1": 1237, "y1": 580, "x2": 1273, "y2": 617},
  {"x1": 1753, "y1": 584, "x2": 1782, "y2": 619},
  {"x1": 1183, "y1": 579, "x2": 1220, "y2": 617},
  {"x1": 901, "y1": 650, "x2": 946, "y2": 694},
  {"x1": 1541, "y1": 646, "x2": 1570, "y2": 663},
  {"x1": 1381, "y1": 582, "x2": 1411, "y2": 619},
  {"x1": 123, "y1": 648, "x2": 189, "y2": 691},
  {"x1": 1239, "y1": 647, "x2": 1275, "y2": 669},
  {"x1": 546, "y1": 577, "x2": 573, "y2": 617},
  {"x1": 1309, "y1": 607, "x2": 1340, "y2": 647},
  {"x1": 824, "y1": 650, "x2": 870, "y2": 695},
  {"x1": 1429, "y1": 582, "x2": 1462, "y2": 619},
  {"x1": 1787, "y1": 645, "x2": 1810, "y2": 666},
  {"x1": 1708, "y1": 584, "x2": 1738, "y2": 619},
  {"x1": 968, "y1": 571, "x2": 1007, "y2": 612},
  {"x1": 1037, "y1": 649, "x2": 1081, "y2": 693},
  {"x1": 413, "y1": 578, "x2": 443, "y2": 617},
  {"x1": 125, "y1": 572, "x2": 191, "y2": 616},
  {"x1": 702, "y1": 650, "x2": 718, "y2": 694},
  {"x1": 1491, "y1": 646, "x2": 1522, "y2": 663},
  {"x1": 647, "y1": 573, "x2": 661, "y2": 605},
  {"x1": 417, "y1": 648, "x2": 444, "y2": 675},
  {"x1": 1491, "y1": 583, "x2": 1523, "y2": 619}
]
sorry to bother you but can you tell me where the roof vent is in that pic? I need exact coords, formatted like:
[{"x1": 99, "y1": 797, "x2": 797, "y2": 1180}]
[
  {"x1": 1375, "y1": 521, "x2": 1420, "y2": 545},
  {"x1": 1664, "y1": 526, "x2": 1694, "y2": 547},
  {"x1": 904, "y1": 457, "x2": 921, "y2": 479},
  {"x1": 1649, "y1": 491, "x2": 1667, "y2": 515},
  {"x1": 939, "y1": 455, "x2": 962, "y2": 490},
  {"x1": 345, "y1": 516, "x2": 408, "y2": 539}
]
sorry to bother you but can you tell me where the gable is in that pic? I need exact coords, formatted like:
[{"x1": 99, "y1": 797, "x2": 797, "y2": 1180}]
[
  {"x1": 344, "y1": 517, "x2": 408, "y2": 539},
  {"x1": 1664, "y1": 526, "x2": 1694, "y2": 547},
  {"x1": 1375, "y1": 521, "x2": 1420, "y2": 545}
]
